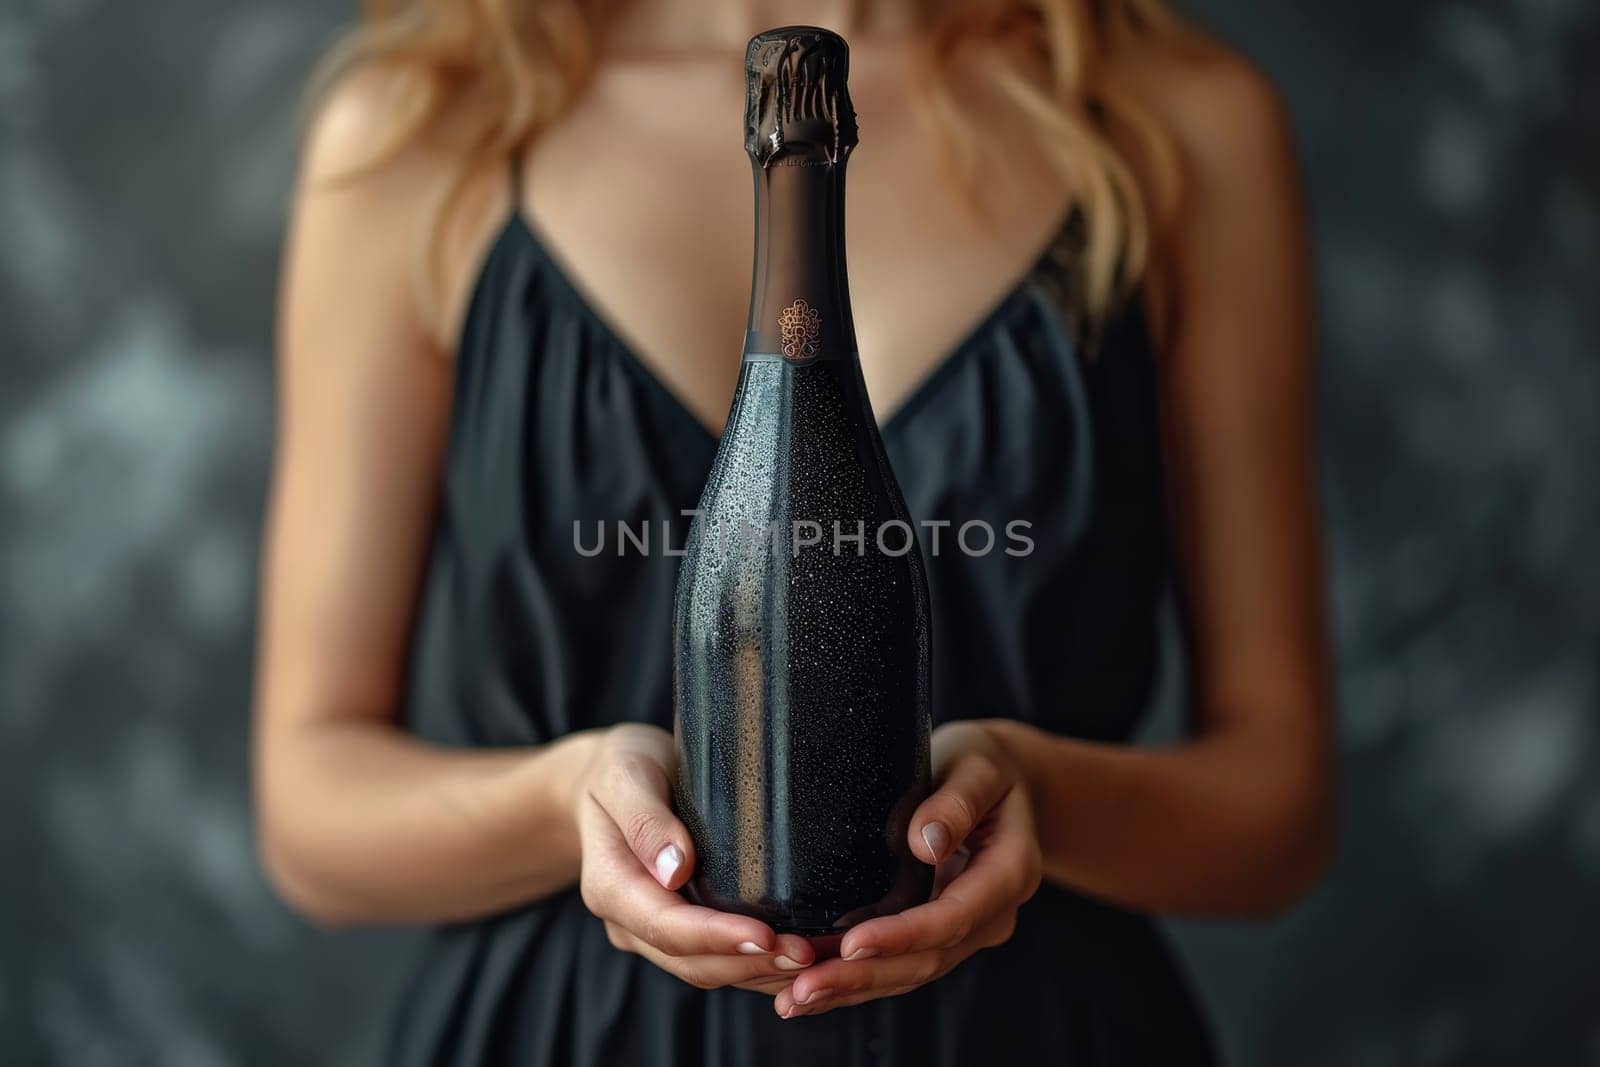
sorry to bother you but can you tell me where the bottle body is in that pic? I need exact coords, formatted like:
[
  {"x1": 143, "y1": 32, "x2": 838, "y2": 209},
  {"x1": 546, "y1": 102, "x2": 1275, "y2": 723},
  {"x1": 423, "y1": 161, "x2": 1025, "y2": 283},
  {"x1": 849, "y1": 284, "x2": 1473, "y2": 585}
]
[
  {"x1": 671, "y1": 28, "x2": 933, "y2": 934},
  {"x1": 672, "y1": 354, "x2": 933, "y2": 933}
]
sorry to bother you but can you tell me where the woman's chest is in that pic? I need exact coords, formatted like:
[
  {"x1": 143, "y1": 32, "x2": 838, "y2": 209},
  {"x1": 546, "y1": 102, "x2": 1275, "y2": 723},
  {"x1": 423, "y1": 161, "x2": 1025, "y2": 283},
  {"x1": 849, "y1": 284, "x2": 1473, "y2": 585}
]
[{"x1": 513, "y1": 54, "x2": 1073, "y2": 438}]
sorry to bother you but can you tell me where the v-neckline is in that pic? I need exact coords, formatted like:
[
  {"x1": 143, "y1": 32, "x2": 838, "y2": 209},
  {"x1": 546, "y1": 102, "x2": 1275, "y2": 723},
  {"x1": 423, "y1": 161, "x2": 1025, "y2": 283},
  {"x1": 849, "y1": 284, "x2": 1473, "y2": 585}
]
[{"x1": 500, "y1": 210, "x2": 1071, "y2": 445}]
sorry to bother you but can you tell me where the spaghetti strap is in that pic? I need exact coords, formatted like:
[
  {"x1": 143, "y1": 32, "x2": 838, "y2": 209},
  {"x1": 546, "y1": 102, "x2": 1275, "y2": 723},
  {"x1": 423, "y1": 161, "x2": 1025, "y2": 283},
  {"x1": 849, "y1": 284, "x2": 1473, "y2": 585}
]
[{"x1": 508, "y1": 149, "x2": 526, "y2": 214}]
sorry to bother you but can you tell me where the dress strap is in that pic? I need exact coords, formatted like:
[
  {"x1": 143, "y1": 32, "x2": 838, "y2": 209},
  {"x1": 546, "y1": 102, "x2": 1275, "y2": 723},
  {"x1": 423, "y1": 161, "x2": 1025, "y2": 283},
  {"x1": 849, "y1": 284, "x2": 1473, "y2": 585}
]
[{"x1": 508, "y1": 148, "x2": 526, "y2": 215}]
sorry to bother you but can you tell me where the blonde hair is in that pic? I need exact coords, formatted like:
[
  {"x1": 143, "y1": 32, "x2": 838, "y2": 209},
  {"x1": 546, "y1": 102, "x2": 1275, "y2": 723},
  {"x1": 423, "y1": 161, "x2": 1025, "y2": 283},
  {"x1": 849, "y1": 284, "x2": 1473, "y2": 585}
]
[{"x1": 310, "y1": 0, "x2": 1179, "y2": 321}]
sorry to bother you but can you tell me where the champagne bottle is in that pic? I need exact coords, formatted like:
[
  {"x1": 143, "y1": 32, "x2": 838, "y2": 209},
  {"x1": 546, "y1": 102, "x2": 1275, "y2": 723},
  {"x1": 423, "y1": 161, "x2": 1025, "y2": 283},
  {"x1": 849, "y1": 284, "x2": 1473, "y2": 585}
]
[{"x1": 672, "y1": 26, "x2": 933, "y2": 934}]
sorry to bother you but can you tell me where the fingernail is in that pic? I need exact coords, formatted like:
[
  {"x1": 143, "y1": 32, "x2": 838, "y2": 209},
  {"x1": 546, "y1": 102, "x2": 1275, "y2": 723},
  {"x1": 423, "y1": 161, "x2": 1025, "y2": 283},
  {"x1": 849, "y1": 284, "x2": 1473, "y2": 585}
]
[
  {"x1": 774, "y1": 955, "x2": 805, "y2": 970},
  {"x1": 798, "y1": 986, "x2": 833, "y2": 1006},
  {"x1": 737, "y1": 941, "x2": 766, "y2": 956},
  {"x1": 653, "y1": 844, "x2": 684, "y2": 886},
  {"x1": 921, "y1": 821, "x2": 950, "y2": 862},
  {"x1": 844, "y1": 946, "x2": 879, "y2": 961}
]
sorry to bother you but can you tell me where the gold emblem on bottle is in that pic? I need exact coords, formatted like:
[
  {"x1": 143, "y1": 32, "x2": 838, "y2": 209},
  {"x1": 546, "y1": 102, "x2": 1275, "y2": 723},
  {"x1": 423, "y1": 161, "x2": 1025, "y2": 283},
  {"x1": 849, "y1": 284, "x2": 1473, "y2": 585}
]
[{"x1": 778, "y1": 299, "x2": 821, "y2": 361}]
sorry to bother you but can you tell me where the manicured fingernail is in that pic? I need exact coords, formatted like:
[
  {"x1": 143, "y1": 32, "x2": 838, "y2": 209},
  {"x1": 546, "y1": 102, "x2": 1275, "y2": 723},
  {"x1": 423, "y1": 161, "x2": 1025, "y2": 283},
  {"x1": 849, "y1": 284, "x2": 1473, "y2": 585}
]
[
  {"x1": 798, "y1": 986, "x2": 833, "y2": 1006},
  {"x1": 844, "y1": 946, "x2": 879, "y2": 961},
  {"x1": 775, "y1": 955, "x2": 805, "y2": 970},
  {"x1": 921, "y1": 821, "x2": 950, "y2": 862},
  {"x1": 737, "y1": 941, "x2": 766, "y2": 955},
  {"x1": 654, "y1": 844, "x2": 684, "y2": 886}
]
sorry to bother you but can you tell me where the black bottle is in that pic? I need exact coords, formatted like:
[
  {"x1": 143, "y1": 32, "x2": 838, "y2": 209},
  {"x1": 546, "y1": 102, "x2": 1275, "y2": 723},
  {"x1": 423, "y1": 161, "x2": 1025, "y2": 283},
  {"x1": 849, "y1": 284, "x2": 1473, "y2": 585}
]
[{"x1": 672, "y1": 26, "x2": 933, "y2": 935}]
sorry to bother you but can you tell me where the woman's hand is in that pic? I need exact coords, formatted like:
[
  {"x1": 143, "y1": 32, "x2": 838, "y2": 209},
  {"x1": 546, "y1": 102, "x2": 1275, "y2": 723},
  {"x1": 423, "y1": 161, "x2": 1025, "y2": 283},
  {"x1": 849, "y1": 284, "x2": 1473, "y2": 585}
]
[
  {"x1": 773, "y1": 721, "x2": 1042, "y2": 1018},
  {"x1": 575, "y1": 724, "x2": 816, "y2": 992}
]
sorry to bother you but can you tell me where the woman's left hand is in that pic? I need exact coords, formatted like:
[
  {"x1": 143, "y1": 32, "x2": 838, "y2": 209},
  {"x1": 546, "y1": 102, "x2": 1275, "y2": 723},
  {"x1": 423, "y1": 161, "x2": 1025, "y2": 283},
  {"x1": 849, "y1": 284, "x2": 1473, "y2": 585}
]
[{"x1": 774, "y1": 720, "x2": 1043, "y2": 1019}]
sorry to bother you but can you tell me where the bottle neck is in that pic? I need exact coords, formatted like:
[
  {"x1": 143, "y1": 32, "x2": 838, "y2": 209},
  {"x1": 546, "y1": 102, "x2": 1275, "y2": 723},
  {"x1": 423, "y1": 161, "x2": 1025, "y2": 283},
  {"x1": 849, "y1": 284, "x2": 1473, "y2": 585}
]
[{"x1": 743, "y1": 160, "x2": 857, "y2": 364}]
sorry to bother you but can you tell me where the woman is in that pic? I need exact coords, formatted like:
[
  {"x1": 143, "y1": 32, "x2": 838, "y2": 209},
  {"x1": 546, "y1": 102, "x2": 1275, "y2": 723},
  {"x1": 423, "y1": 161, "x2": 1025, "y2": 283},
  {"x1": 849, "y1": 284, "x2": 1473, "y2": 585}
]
[{"x1": 254, "y1": 0, "x2": 1332, "y2": 1062}]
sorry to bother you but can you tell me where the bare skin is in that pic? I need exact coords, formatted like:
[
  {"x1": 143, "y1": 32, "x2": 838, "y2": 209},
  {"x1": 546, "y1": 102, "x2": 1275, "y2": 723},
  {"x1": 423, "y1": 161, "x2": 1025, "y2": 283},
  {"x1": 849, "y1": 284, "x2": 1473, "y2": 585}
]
[{"x1": 255, "y1": 0, "x2": 1331, "y2": 1021}]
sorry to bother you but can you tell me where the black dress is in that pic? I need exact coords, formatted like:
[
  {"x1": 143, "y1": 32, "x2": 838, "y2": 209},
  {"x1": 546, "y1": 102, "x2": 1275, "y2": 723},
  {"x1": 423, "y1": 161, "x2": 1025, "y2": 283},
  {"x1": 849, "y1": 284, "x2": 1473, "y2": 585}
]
[{"x1": 390, "y1": 175, "x2": 1217, "y2": 1064}]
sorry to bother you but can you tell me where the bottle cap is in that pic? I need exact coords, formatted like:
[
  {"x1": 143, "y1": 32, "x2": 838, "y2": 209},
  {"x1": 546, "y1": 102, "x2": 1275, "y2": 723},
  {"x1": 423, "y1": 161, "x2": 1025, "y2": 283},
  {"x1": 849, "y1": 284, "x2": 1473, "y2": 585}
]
[{"x1": 744, "y1": 26, "x2": 857, "y2": 167}]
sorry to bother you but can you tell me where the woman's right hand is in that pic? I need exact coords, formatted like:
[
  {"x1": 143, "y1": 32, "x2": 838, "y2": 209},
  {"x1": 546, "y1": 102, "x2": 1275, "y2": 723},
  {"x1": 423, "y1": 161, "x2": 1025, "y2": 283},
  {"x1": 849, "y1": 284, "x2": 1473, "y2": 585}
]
[{"x1": 574, "y1": 724, "x2": 815, "y2": 992}]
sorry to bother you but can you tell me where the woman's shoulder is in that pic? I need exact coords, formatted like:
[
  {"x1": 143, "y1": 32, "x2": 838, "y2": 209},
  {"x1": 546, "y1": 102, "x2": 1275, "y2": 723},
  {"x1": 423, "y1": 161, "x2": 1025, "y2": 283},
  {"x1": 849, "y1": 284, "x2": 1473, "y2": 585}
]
[
  {"x1": 296, "y1": 67, "x2": 511, "y2": 347},
  {"x1": 1101, "y1": 24, "x2": 1306, "y2": 340},
  {"x1": 300, "y1": 67, "x2": 453, "y2": 203},
  {"x1": 1107, "y1": 24, "x2": 1299, "y2": 195}
]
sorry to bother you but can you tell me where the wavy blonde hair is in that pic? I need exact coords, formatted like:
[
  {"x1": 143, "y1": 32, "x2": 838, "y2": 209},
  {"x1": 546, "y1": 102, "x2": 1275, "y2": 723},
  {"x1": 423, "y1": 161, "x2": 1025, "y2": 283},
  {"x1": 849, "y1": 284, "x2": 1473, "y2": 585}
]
[{"x1": 311, "y1": 0, "x2": 1179, "y2": 322}]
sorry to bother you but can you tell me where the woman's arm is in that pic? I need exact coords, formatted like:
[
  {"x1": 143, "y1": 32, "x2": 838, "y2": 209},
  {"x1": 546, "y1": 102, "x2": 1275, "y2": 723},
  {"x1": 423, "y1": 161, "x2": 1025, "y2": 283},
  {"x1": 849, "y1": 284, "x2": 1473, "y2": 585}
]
[
  {"x1": 996, "y1": 47, "x2": 1333, "y2": 919},
  {"x1": 253, "y1": 77, "x2": 597, "y2": 925}
]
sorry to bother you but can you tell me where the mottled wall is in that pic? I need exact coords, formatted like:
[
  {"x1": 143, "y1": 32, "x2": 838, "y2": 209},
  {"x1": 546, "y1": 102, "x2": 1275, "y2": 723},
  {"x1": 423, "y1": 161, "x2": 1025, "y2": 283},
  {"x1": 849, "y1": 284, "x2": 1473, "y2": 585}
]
[{"x1": 0, "y1": 2, "x2": 1595, "y2": 1065}]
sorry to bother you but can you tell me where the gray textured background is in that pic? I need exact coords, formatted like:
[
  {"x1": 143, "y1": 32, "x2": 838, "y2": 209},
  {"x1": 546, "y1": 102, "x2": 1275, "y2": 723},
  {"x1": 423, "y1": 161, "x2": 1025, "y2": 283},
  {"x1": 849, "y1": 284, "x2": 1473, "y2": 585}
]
[{"x1": 1, "y1": 2, "x2": 1597, "y2": 1064}]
